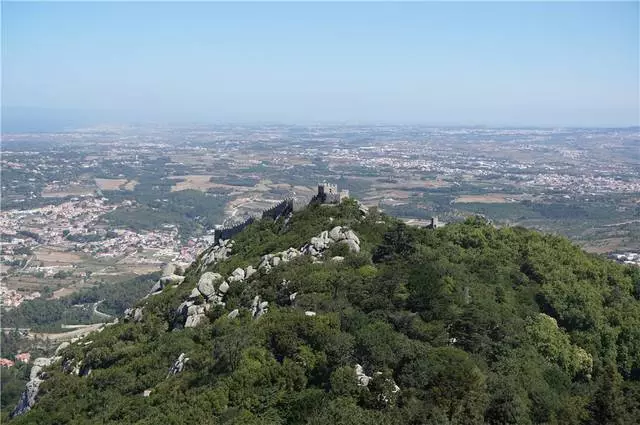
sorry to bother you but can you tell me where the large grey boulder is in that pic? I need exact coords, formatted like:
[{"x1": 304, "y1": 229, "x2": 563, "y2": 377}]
[
  {"x1": 159, "y1": 274, "x2": 185, "y2": 286},
  {"x1": 345, "y1": 230, "x2": 360, "y2": 245},
  {"x1": 245, "y1": 265, "x2": 257, "y2": 278},
  {"x1": 271, "y1": 256, "x2": 281, "y2": 267},
  {"x1": 329, "y1": 226, "x2": 344, "y2": 241},
  {"x1": 232, "y1": 268, "x2": 245, "y2": 280},
  {"x1": 227, "y1": 309, "x2": 240, "y2": 319},
  {"x1": 198, "y1": 272, "x2": 222, "y2": 299},
  {"x1": 218, "y1": 281, "x2": 230, "y2": 294}
]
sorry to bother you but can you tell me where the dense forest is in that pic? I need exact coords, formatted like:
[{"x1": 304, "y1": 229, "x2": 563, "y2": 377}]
[
  {"x1": 2, "y1": 273, "x2": 158, "y2": 333},
  {"x1": 6, "y1": 200, "x2": 640, "y2": 424}
]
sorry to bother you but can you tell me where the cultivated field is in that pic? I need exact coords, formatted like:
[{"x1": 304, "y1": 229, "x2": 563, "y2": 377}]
[
  {"x1": 95, "y1": 178, "x2": 138, "y2": 191},
  {"x1": 169, "y1": 175, "x2": 251, "y2": 192},
  {"x1": 35, "y1": 248, "x2": 82, "y2": 266},
  {"x1": 454, "y1": 194, "x2": 517, "y2": 204}
]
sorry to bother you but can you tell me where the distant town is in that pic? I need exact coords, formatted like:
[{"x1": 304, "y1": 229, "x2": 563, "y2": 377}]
[{"x1": 2, "y1": 124, "x2": 639, "y2": 308}]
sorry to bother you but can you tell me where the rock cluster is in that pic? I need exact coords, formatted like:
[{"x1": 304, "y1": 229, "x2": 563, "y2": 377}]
[
  {"x1": 258, "y1": 248, "x2": 302, "y2": 272},
  {"x1": 167, "y1": 353, "x2": 189, "y2": 377},
  {"x1": 149, "y1": 261, "x2": 190, "y2": 294},
  {"x1": 251, "y1": 295, "x2": 269, "y2": 319},
  {"x1": 200, "y1": 239, "x2": 234, "y2": 270},
  {"x1": 354, "y1": 364, "x2": 400, "y2": 404},
  {"x1": 124, "y1": 307, "x2": 144, "y2": 323},
  {"x1": 302, "y1": 226, "x2": 361, "y2": 257},
  {"x1": 178, "y1": 226, "x2": 362, "y2": 327}
]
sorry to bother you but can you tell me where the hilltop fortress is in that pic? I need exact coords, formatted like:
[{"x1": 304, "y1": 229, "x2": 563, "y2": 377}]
[
  {"x1": 213, "y1": 182, "x2": 436, "y2": 244},
  {"x1": 214, "y1": 183, "x2": 351, "y2": 243}
]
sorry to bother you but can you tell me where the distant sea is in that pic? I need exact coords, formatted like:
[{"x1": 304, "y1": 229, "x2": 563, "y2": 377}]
[{"x1": 1, "y1": 107, "x2": 118, "y2": 133}]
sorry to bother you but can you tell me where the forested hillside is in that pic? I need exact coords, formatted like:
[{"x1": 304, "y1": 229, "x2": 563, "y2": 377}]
[{"x1": 8, "y1": 200, "x2": 640, "y2": 424}]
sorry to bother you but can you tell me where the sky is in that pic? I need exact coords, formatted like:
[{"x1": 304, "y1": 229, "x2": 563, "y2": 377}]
[{"x1": 2, "y1": 1, "x2": 639, "y2": 128}]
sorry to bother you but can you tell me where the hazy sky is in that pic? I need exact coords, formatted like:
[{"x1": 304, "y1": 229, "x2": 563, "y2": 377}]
[{"x1": 2, "y1": 1, "x2": 639, "y2": 127}]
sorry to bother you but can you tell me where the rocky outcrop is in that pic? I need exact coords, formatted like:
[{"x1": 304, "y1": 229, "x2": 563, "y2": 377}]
[
  {"x1": 355, "y1": 364, "x2": 371, "y2": 386},
  {"x1": 149, "y1": 261, "x2": 190, "y2": 294},
  {"x1": 302, "y1": 226, "x2": 361, "y2": 257},
  {"x1": 177, "y1": 225, "x2": 361, "y2": 328},
  {"x1": 353, "y1": 364, "x2": 400, "y2": 404},
  {"x1": 185, "y1": 304, "x2": 208, "y2": 328},
  {"x1": 197, "y1": 272, "x2": 223, "y2": 300},
  {"x1": 11, "y1": 357, "x2": 54, "y2": 417},
  {"x1": 124, "y1": 307, "x2": 144, "y2": 323},
  {"x1": 200, "y1": 239, "x2": 234, "y2": 269},
  {"x1": 251, "y1": 295, "x2": 268, "y2": 319},
  {"x1": 167, "y1": 353, "x2": 189, "y2": 377}
]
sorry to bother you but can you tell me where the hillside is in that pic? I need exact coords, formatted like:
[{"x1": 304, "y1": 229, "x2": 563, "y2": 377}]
[{"x1": 7, "y1": 199, "x2": 640, "y2": 425}]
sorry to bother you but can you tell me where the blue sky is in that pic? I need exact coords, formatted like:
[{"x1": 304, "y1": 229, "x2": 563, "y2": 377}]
[{"x1": 2, "y1": 1, "x2": 639, "y2": 127}]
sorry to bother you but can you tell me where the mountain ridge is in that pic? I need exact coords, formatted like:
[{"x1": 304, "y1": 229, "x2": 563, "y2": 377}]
[{"x1": 7, "y1": 199, "x2": 640, "y2": 424}]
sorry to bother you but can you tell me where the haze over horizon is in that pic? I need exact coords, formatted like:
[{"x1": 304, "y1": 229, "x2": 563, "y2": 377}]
[{"x1": 2, "y1": 1, "x2": 639, "y2": 130}]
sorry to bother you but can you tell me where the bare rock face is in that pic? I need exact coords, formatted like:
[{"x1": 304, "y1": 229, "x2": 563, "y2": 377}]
[
  {"x1": 11, "y1": 357, "x2": 54, "y2": 418},
  {"x1": 227, "y1": 309, "x2": 240, "y2": 319}
]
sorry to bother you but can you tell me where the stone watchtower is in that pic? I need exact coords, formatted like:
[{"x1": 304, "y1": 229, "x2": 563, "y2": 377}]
[{"x1": 317, "y1": 182, "x2": 341, "y2": 204}]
